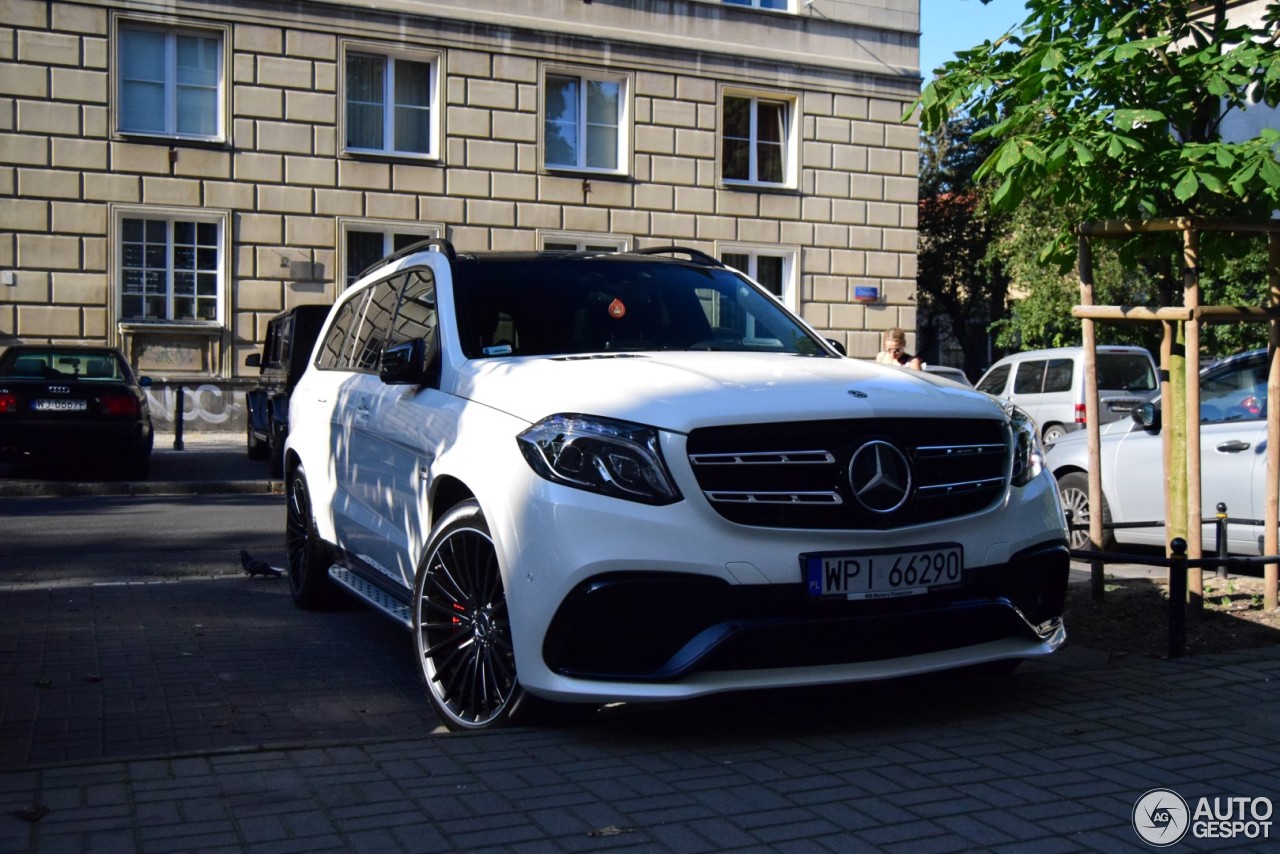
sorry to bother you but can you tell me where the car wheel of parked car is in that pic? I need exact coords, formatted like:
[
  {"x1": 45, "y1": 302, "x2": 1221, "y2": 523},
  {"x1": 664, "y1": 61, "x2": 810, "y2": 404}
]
[
  {"x1": 286, "y1": 466, "x2": 337, "y2": 609},
  {"x1": 413, "y1": 500, "x2": 592, "y2": 730},
  {"x1": 1057, "y1": 471, "x2": 1114, "y2": 552},
  {"x1": 1042, "y1": 423, "x2": 1066, "y2": 445}
]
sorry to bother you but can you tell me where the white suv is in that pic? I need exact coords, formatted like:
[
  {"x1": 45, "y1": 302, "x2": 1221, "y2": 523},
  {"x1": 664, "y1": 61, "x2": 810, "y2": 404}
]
[{"x1": 284, "y1": 240, "x2": 1069, "y2": 730}]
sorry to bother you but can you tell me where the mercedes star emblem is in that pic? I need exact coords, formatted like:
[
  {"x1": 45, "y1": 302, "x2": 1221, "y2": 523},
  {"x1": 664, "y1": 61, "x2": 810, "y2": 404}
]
[{"x1": 848, "y1": 440, "x2": 912, "y2": 513}]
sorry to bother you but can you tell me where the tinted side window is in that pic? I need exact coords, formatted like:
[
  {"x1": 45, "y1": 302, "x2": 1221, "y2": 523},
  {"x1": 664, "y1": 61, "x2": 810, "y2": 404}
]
[
  {"x1": 316, "y1": 291, "x2": 368, "y2": 370},
  {"x1": 1042, "y1": 359, "x2": 1073, "y2": 393},
  {"x1": 975, "y1": 364, "x2": 1010, "y2": 395},
  {"x1": 1012, "y1": 360, "x2": 1046, "y2": 394},
  {"x1": 350, "y1": 278, "x2": 401, "y2": 371}
]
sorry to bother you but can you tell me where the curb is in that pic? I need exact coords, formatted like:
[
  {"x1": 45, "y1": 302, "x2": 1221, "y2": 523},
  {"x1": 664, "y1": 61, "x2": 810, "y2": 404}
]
[{"x1": 0, "y1": 479, "x2": 282, "y2": 498}]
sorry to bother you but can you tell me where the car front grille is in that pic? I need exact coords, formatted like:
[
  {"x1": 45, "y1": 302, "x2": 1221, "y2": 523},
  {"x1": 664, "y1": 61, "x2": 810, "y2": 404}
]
[{"x1": 686, "y1": 418, "x2": 1009, "y2": 529}]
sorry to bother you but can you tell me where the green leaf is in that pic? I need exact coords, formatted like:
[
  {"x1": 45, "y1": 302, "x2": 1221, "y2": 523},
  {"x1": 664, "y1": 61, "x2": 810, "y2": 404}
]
[
  {"x1": 1070, "y1": 140, "x2": 1095, "y2": 165},
  {"x1": 1174, "y1": 169, "x2": 1199, "y2": 201},
  {"x1": 1113, "y1": 108, "x2": 1166, "y2": 130},
  {"x1": 996, "y1": 140, "x2": 1022, "y2": 174}
]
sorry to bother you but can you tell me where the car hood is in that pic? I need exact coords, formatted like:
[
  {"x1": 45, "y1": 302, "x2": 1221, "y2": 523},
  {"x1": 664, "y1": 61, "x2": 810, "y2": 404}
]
[{"x1": 452, "y1": 352, "x2": 1005, "y2": 432}]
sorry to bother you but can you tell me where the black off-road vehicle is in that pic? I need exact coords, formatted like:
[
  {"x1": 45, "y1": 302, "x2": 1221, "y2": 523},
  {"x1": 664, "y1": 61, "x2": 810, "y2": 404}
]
[{"x1": 244, "y1": 305, "x2": 329, "y2": 476}]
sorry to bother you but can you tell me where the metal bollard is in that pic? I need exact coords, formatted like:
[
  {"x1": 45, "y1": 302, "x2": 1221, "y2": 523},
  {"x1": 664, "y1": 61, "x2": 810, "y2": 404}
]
[
  {"x1": 173, "y1": 384, "x2": 185, "y2": 451},
  {"x1": 1215, "y1": 502, "x2": 1228, "y2": 579},
  {"x1": 1168, "y1": 537, "x2": 1187, "y2": 659}
]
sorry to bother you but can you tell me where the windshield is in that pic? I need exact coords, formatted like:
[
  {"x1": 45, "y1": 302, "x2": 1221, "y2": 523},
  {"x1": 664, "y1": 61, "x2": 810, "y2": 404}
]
[
  {"x1": 452, "y1": 256, "x2": 829, "y2": 359},
  {"x1": 0, "y1": 349, "x2": 128, "y2": 381}
]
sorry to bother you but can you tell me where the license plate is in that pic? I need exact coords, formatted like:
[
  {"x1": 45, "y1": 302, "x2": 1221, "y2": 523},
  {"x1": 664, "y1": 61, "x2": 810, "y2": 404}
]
[
  {"x1": 32, "y1": 399, "x2": 87, "y2": 412},
  {"x1": 804, "y1": 544, "x2": 963, "y2": 600}
]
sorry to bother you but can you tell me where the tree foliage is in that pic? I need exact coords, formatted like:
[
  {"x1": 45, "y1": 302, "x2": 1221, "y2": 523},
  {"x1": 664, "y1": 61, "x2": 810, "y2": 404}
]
[
  {"x1": 916, "y1": 116, "x2": 1010, "y2": 376},
  {"x1": 917, "y1": 0, "x2": 1280, "y2": 266}
]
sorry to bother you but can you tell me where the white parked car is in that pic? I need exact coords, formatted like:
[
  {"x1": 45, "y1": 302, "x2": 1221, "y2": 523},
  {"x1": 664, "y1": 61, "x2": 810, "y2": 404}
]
[
  {"x1": 284, "y1": 240, "x2": 1070, "y2": 730},
  {"x1": 1046, "y1": 349, "x2": 1270, "y2": 553},
  {"x1": 975, "y1": 345, "x2": 1158, "y2": 444}
]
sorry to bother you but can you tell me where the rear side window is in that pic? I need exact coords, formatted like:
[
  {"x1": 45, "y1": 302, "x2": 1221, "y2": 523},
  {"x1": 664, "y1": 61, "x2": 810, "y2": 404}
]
[
  {"x1": 1098, "y1": 353, "x2": 1157, "y2": 392},
  {"x1": 1042, "y1": 359, "x2": 1073, "y2": 393},
  {"x1": 1013, "y1": 360, "x2": 1047, "y2": 394},
  {"x1": 386, "y1": 268, "x2": 437, "y2": 350},
  {"x1": 316, "y1": 291, "x2": 369, "y2": 370},
  {"x1": 350, "y1": 279, "x2": 400, "y2": 371},
  {"x1": 975, "y1": 364, "x2": 1010, "y2": 395}
]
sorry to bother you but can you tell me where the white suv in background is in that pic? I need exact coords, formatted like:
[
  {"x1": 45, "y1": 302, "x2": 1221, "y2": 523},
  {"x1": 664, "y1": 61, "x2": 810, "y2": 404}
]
[{"x1": 284, "y1": 240, "x2": 1069, "y2": 730}]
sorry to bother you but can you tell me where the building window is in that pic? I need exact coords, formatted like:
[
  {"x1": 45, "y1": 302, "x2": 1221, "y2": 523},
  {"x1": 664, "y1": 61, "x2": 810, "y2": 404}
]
[
  {"x1": 341, "y1": 220, "x2": 442, "y2": 287},
  {"x1": 117, "y1": 212, "x2": 225, "y2": 322},
  {"x1": 540, "y1": 232, "x2": 629, "y2": 253},
  {"x1": 720, "y1": 245, "x2": 798, "y2": 311},
  {"x1": 544, "y1": 70, "x2": 628, "y2": 173},
  {"x1": 117, "y1": 22, "x2": 224, "y2": 140},
  {"x1": 723, "y1": 0, "x2": 792, "y2": 9},
  {"x1": 344, "y1": 45, "x2": 440, "y2": 158},
  {"x1": 722, "y1": 91, "x2": 796, "y2": 187}
]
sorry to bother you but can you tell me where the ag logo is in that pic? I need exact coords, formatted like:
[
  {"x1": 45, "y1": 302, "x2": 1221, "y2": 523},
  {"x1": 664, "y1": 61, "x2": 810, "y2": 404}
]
[{"x1": 1133, "y1": 788, "x2": 1190, "y2": 846}]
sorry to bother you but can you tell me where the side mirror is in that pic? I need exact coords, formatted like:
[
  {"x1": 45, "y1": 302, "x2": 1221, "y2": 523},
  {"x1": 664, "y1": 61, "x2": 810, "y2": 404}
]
[
  {"x1": 1132, "y1": 401, "x2": 1161, "y2": 431},
  {"x1": 826, "y1": 338, "x2": 847, "y2": 357},
  {"x1": 380, "y1": 337, "x2": 436, "y2": 385},
  {"x1": 245, "y1": 353, "x2": 261, "y2": 368}
]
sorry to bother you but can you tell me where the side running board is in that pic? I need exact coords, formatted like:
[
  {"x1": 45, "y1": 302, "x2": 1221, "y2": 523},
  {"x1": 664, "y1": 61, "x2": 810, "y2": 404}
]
[{"x1": 328, "y1": 566, "x2": 413, "y2": 629}]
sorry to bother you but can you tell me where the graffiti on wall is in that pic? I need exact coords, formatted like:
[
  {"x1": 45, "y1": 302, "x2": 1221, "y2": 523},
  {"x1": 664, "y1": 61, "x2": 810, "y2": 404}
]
[{"x1": 147, "y1": 383, "x2": 247, "y2": 432}]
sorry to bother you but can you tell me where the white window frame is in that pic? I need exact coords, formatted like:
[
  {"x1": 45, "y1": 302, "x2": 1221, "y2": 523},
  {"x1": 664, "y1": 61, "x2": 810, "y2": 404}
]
[
  {"x1": 113, "y1": 16, "x2": 228, "y2": 143},
  {"x1": 339, "y1": 219, "x2": 444, "y2": 288},
  {"x1": 719, "y1": 86, "x2": 799, "y2": 189},
  {"x1": 110, "y1": 204, "x2": 230, "y2": 327},
  {"x1": 538, "y1": 231, "x2": 630, "y2": 253},
  {"x1": 717, "y1": 242, "x2": 799, "y2": 312},
  {"x1": 541, "y1": 65, "x2": 631, "y2": 176},
  {"x1": 340, "y1": 41, "x2": 443, "y2": 160}
]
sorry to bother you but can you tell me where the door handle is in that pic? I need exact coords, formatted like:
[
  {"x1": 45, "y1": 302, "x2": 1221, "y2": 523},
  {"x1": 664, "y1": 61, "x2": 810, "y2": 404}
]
[{"x1": 1216, "y1": 440, "x2": 1250, "y2": 453}]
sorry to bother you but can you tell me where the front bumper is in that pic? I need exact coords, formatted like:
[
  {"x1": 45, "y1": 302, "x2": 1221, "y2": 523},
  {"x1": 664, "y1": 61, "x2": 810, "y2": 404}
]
[{"x1": 543, "y1": 541, "x2": 1068, "y2": 681}]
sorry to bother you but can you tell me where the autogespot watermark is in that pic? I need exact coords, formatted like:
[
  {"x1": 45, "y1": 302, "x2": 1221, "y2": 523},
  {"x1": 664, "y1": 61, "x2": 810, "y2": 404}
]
[{"x1": 1133, "y1": 788, "x2": 1274, "y2": 846}]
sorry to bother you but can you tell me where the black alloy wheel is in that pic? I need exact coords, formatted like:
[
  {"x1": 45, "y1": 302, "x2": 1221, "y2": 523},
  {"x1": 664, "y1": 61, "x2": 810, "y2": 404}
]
[
  {"x1": 414, "y1": 501, "x2": 523, "y2": 730},
  {"x1": 285, "y1": 465, "x2": 336, "y2": 609}
]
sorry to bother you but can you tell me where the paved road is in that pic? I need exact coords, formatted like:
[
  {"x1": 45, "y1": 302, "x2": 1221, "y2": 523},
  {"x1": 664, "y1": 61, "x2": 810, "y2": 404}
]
[
  {"x1": 0, "y1": 494, "x2": 284, "y2": 585},
  {"x1": 2, "y1": 443, "x2": 1278, "y2": 851}
]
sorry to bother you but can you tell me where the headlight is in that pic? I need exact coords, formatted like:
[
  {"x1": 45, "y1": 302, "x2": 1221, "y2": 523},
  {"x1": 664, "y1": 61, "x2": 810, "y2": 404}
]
[
  {"x1": 1004, "y1": 403, "x2": 1044, "y2": 487},
  {"x1": 517, "y1": 414, "x2": 682, "y2": 505}
]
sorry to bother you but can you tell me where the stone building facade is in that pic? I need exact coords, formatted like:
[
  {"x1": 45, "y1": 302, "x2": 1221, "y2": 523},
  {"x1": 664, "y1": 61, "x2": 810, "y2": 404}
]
[{"x1": 0, "y1": 0, "x2": 920, "y2": 431}]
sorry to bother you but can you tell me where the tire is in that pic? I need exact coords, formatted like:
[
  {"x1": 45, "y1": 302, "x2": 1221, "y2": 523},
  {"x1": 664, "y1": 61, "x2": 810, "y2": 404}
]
[
  {"x1": 1041, "y1": 423, "x2": 1066, "y2": 445},
  {"x1": 285, "y1": 465, "x2": 338, "y2": 609},
  {"x1": 412, "y1": 500, "x2": 595, "y2": 731},
  {"x1": 1057, "y1": 471, "x2": 1114, "y2": 551}
]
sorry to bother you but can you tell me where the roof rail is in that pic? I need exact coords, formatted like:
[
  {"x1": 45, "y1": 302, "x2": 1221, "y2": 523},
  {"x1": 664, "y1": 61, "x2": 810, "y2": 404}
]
[
  {"x1": 634, "y1": 246, "x2": 725, "y2": 267},
  {"x1": 355, "y1": 237, "x2": 457, "y2": 282}
]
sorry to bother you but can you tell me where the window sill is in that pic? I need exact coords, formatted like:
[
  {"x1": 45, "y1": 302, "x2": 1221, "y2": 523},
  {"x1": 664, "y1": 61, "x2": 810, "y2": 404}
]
[
  {"x1": 542, "y1": 167, "x2": 633, "y2": 182},
  {"x1": 114, "y1": 133, "x2": 228, "y2": 150},
  {"x1": 118, "y1": 320, "x2": 224, "y2": 334},
  {"x1": 342, "y1": 149, "x2": 442, "y2": 165},
  {"x1": 719, "y1": 181, "x2": 800, "y2": 194}
]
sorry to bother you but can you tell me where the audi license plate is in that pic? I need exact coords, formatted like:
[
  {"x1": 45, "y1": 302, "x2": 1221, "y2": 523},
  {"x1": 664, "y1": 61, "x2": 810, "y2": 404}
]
[
  {"x1": 804, "y1": 544, "x2": 963, "y2": 600},
  {"x1": 32, "y1": 399, "x2": 87, "y2": 412}
]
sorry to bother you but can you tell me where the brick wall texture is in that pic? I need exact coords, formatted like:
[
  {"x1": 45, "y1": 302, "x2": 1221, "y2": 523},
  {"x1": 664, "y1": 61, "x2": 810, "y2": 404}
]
[{"x1": 0, "y1": 0, "x2": 921, "y2": 372}]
